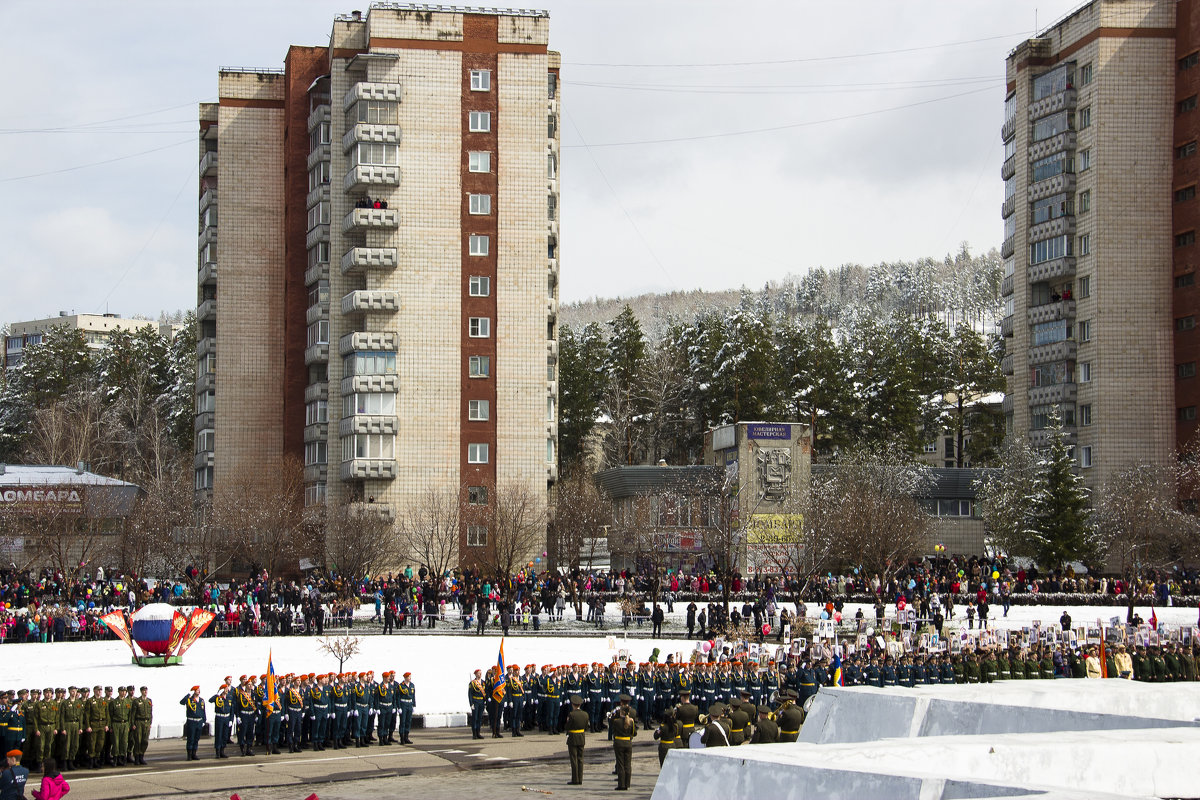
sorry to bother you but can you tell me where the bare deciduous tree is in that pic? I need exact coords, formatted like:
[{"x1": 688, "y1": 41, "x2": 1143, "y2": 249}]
[
  {"x1": 213, "y1": 455, "x2": 314, "y2": 579},
  {"x1": 323, "y1": 500, "x2": 403, "y2": 592},
  {"x1": 402, "y1": 486, "x2": 463, "y2": 579},
  {"x1": 485, "y1": 480, "x2": 548, "y2": 580},
  {"x1": 318, "y1": 635, "x2": 361, "y2": 672},
  {"x1": 548, "y1": 471, "x2": 610, "y2": 571}
]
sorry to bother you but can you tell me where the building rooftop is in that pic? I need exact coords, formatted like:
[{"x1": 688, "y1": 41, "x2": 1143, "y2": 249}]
[{"x1": 0, "y1": 465, "x2": 140, "y2": 488}]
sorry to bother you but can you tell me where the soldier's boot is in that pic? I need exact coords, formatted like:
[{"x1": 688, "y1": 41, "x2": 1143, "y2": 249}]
[
  {"x1": 271, "y1": 744, "x2": 280, "y2": 755},
  {"x1": 245, "y1": 747, "x2": 255, "y2": 756}
]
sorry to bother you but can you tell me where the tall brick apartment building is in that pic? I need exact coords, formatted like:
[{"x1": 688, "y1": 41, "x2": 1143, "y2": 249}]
[
  {"x1": 1001, "y1": 0, "x2": 1200, "y2": 492},
  {"x1": 196, "y1": 4, "x2": 561, "y2": 558}
]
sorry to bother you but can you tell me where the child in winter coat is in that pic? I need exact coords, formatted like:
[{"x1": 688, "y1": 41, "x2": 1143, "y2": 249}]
[{"x1": 32, "y1": 758, "x2": 70, "y2": 800}]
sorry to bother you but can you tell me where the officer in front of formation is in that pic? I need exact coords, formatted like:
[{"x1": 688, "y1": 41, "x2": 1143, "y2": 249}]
[
  {"x1": 467, "y1": 670, "x2": 488, "y2": 740},
  {"x1": 180, "y1": 686, "x2": 206, "y2": 761},
  {"x1": 564, "y1": 694, "x2": 589, "y2": 785},
  {"x1": 609, "y1": 693, "x2": 637, "y2": 791}
]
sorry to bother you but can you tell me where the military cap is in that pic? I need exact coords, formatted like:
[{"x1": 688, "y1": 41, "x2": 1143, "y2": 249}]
[
  {"x1": 569, "y1": 694, "x2": 583, "y2": 706},
  {"x1": 618, "y1": 693, "x2": 633, "y2": 703}
]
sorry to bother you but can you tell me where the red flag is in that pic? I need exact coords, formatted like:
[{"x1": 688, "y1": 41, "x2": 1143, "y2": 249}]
[
  {"x1": 176, "y1": 608, "x2": 216, "y2": 656},
  {"x1": 166, "y1": 610, "x2": 188, "y2": 654},
  {"x1": 1149, "y1": 606, "x2": 1158, "y2": 631},
  {"x1": 1099, "y1": 634, "x2": 1107, "y2": 679},
  {"x1": 100, "y1": 610, "x2": 137, "y2": 655}
]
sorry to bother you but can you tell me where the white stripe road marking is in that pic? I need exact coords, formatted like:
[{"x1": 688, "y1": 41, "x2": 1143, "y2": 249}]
[
  {"x1": 67, "y1": 750, "x2": 425, "y2": 782},
  {"x1": 486, "y1": 757, "x2": 509, "y2": 761},
  {"x1": 431, "y1": 749, "x2": 466, "y2": 753}
]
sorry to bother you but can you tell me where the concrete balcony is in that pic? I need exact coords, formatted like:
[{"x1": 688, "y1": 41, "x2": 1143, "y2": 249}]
[
  {"x1": 1001, "y1": 155, "x2": 1016, "y2": 181},
  {"x1": 198, "y1": 226, "x2": 217, "y2": 253},
  {"x1": 1001, "y1": 115, "x2": 1016, "y2": 142},
  {"x1": 547, "y1": 297, "x2": 558, "y2": 319},
  {"x1": 341, "y1": 290, "x2": 400, "y2": 314},
  {"x1": 1028, "y1": 172, "x2": 1076, "y2": 203},
  {"x1": 547, "y1": 462, "x2": 558, "y2": 483},
  {"x1": 304, "y1": 343, "x2": 329, "y2": 364},
  {"x1": 306, "y1": 302, "x2": 329, "y2": 325},
  {"x1": 547, "y1": 339, "x2": 559, "y2": 359},
  {"x1": 1000, "y1": 315, "x2": 1014, "y2": 338},
  {"x1": 341, "y1": 374, "x2": 400, "y2": 396},
  {"x1": 306, "y1": 144, "x2": 330, "y2": 172},
  {"x1": 197, "y1": 372, "x2": 216, "y2": 394},
  {"x1": 1000, "y1": 236, "x2": 1016, "y2": 259},
  {"x1": 1000, "y1": 274, "x2": 1014, "y2": 297},
  {"x1": 306, "y1": 184, "x2": 329, "y2": 210},
  {"x1": 342, "y1": 123, "x2": 401, "y2": 151},
  {"x1": 194, "y1": 450, "x2": 215, "y2": 470},
  {"x1": 1028, "y1": 298, "x2": 1076, "y2": 325},
  {"x1": 342, "y1": 208, "x2": 399, "y2": 234},
  {"x1": 304, "y1": 382, "x2": 329, "y2": 403},
  {"x1": 197, "y1": 298, "x2": 217, "y2": 322},
  {"x1": 547, "y1": 380, "x2": 558, "y2": 397},
  {"x1": 1029, "y1": 426, "x2": 1077, "y2": 447},
  {"x1": 199, "y1": 151, "x2": 218, "y2": 177},
  {"x1": 548, "y1": 257, "x2": 559, "y2": 276},
  {"x1": 341, "y1": 246, "x2": 398, "y2": 274},
  {"x1": 340, "y1": 458, "x2": 398, "y2": 480},
  {"x1": 197, "y1": 337, "x2": 216, "y2": 359},
  {"x1": 1028, "y1": 256, "x2": 1076, "y2": 284},
  {"x1": 1001, "y1": 354, "x2": 1014, "y2": 375},
  {"x1": 194, "y1": 411, "x2": 215, "y2": 433},
  {"x1": 199, "y1": 187, "x2": 217, "y2": 214},
  {"x1": 305, "y1": 224, "x2": 330, "y2": 251},
  {"x1": 304, "y1": 464, "x2": 328, "y2": 484},
  {"x1": 1029, "y1": 216, "x2": 1076, "y2": 243},
  {"x1": 339, "y1": 330, "x2": 397, "y2": 356},
  {"x1": 343, "y1": 81, "x2": 403, "y2": 112},
  {"x1": 347, "y1": 501, "x2": 395, "y2": 523},
  {"x1": 343, "y1": 165, "x2": 401, "y2": 192},
  {"x1": 306, "y1": 105, "x2": 329, "y2": 134},
  {"x1": 1029, "y1": 340, "x2": 1077, "y2": 366},
  {"x1": 1001, "y1": 195, "x2": 1017, "y2": 220},
  {"x1": 1028, "y1": 130, "x2": 1077, "y2": 161},
  {"x1": 304, "y1": 423, "x2": 328, "y2": 443},
  {"x1": 198, "y1": 260, "x2": 217, "y2": 287},
  {"x1": 338, "y1": 414, "x2": 398, "y2": 436},
  {"x1": 1028, "y1": 382, "x2": 1077, "y2": 405},
  {"x1": 305, "y1": 262, "x2": 329, "y2": 287},
  {"x1": 1001, "y1": 395, "x2": 1013, "y2": 415},
  {"x1": 1028, "y1": 88, "x2": 1078, "y2": 120}
]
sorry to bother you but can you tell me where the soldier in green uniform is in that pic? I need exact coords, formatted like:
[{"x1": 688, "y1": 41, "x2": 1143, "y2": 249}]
[
  {"x1": 1131, "y1": 646, "x2": 1147, "y2": 680},
  {"x1": 610, "y1": 694, "x2": 636, "y2": 791},
  {"x1": 982, "y1": 650, "x2": 999, "y2": 683},
  {"x1": 108, "y1": 686, "x2": 131, "y2": 766},
  {"x1": 1039, "y1": 649, "x2": 1055, "y2": 680},
  {"x1": 565, "y1": 694, "x2": 588, "y2": 785},
  {"x1": 30, "y1": 687, "x2": 58, "y2": 770},
  {"x1": 131, "y1": 686, "x2": 153, "y2": 766},
  {"x1": 59, "y1": 688, "x2": 82, "y2": 772},
  {"x1": 85, "y1": 685, "x2": 109, "y2": 769},
  {"x1": 655, "y1": 707, "x2": 679, "y2": 765},
  {"x1": 673, "y1": 690, "x2": 699, "y2": 744},
  {"x1": 751, "y1": 704, "x2": 779, "y2": 744},
  {"x1": 700, "y1": 703, "x2": 729, "y2": 747},
  {"x1": 727, "y1": 695, "x2": 751, "y2": 745}
]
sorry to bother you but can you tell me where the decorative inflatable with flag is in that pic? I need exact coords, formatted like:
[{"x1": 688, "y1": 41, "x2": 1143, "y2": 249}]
[
  {"x1": 131, "y1": 603, "x2": 178, "y2": 654},
  {"x1": 101, "y1": 603, "x2": 216, "y2": 667}
]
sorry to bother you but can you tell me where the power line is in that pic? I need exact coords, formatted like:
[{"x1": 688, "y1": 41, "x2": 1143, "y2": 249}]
[
  {"x1": 562, "y1": 85, "x2": 997, "y2": 149},
  {"x1": 0, "y1": 138, "x2": 194, "y2": 183},
  {"x1": 565, "y1": 31, "x2": 1031, "y2": 68},
  {"x1": 567, "y1": 76, "x2": 997, "y2": 96},
  {"x1": 0, "y1": 101, "x2": 206, "y2": 135}
]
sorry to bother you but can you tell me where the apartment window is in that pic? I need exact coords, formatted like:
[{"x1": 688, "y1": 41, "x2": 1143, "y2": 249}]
[
  {"x1": 470, "y1": 70, "x2": 491, "y2": 91},
  {"x1": 1078, "y1": 275, "x2": 1091, "y2": 298},
  {"x1": 1177, "y1": 185, "x2": 1197, "y2": 203},
  {"x1": 308, "y1": 241, "x2": 329, "y2": 267},
  {"x1": 1031, "y1": 194, "x2": 1072, "y2": 224},
  {"x1": 469, "y1": 234, "x2": 489, "y2": 256},
  {"x1": 1177, "y1": 231, "x2": 1196, "y2": 247},
  {"x1": 308, "y1": 280, "x2": 329, "y2": 307},
  {"x1": 344, "y1": 392, "x2": 396, "y2": 416},
  {"x1": 468, "y1": 111, "x2": 491, "y2": 132},
  {"x1": 309, "y1": 121, "x2": 330, "y2": 150},
  {"x1": 547, "y1": 396, "x2": 555, "y2": 421},
  {"x1": 198, "y1": 353, "x2": 216, "y2": 376},
  {"x1": 1029, "y1": 235, "x2": 1072, "y2": 265},
  {"x1": 307, "y1": 201, "x2": 330, "y2": 231},
  {"x1": 468, "y1": 443, "x2": 489, "y2": 464},
  {"x1": 1178, "y1": 362, "x2": 1197, "y2": 379},
  {"x1": 308, "y1": 160, "x2": 331, "y2": 191},
  {"x1": 548, "y1": 153, "x2": 557, "y2": 179},
  {"x1": 468, "y1": 485, "x2": 488, "y2": 505},
  {"x1": 304, "y1": 483, "x2": 326, "y2": 507},
  {"x1": 547, "y1": 438, "x2": 555, "y2": 463},
  {"x1": 1078, "y1": 319, "x2": 1091, "y2": 342},
  {"x1": 1079, "y1": 361, "x2": 1092, "y2": 382},
  {"x1": 467, "y1": 525, "x2": 488, "y2": 547},
  {"x1": 1032, "y1": 152, "x2": 1071, "y2": 182},
  {"x1": 547, "y1": 362, "x2": 556, "y2": 381},
  {"x1": 469, "y1": 193, "x2": 492, "y2": 215},
  {"x1": 548, "y1": 194, "x2": 557, "y2": 221},
  {"x1": 1078, "y1": 148, "x2": 1091, "y2": 171},
  {"x1": 468, "y1": 151, "x2": 491, "y2": 173},
  {"x1": 548, "y1": 114, "x2": 557, "y2": 139},
  {"x1": 1179, "y1": 95, "x2": 1198, "y2": 114},
  {"x1": 342, "y1": 433, "x2": 394, "y2": 461},
  {"x1": 304, "y1": 441, "x2": 327, "y2": 466},
  {"x1": 196, "y1": 428, "x2": 215, "y2": 453},
  {"x1": 1178, "y1": 141, "x2": 1198, "y2": 159},
  {"x1": 469, "y1": 317, "x2": 491, "y2": 338},
  {"x1": 197, "y1": 391, "x2": 215, "y2": 413},
  {"x1": 1178, "y1": 316, "x2": 1197, "y2": 331},
  {"x1": 1078, "y1": 190, "x2": 1090, "y2": 213},
  {"x1": 1078, "y1": 106, "x2": 1091, "y2": 129},
  {"x1": 1077, "y1": 233, "x2": 1090, "y2": 255},
  {"x1": 1079, "y1": 404, "x2": 1092, "y2": 426},
  {"x1": 354, "y1": 100, "x2": 398, "y2": 125},
  {"x1": 306, "y1": 320, "x2": 329, "y2": 347},
  {"x1": 468, "y1": 399, "x2": 490, "y2": 421},
  {"x1": 469, "y1": 355, "x2": 490, "y2": 378},
  {"x1": 923, "y1": 442, "x2": 937, "y2": 454},
  {"x1": 1181, "y1": 52, "x2": 1200, "y2": 71},
  {"x1": 202, "y1": 206, "x2": 218, "y2": 228},
  {"x1": 344, "y1": 350, "x2": 396, "y2": 375},
  {"x1": 305, "y1": 400, "x2": 328, "y2": 425},
  {"x1": 548, "y1": 72, "x2": 557, "y2": 99},
  {"x1": 1079, "y1": 445, "x2": 1093, "y2": 468},
  {"x1": 469, "y1": 276, "x2": 491, "y2": 297},
  {"x1": 195, "y1": 467, "x2": 213, "y2": 491},
  {"x1": 1176, "y1": 272, "x2": 1196, "y2": 288},
  {"x1": 549, "y1": 235, "x2": 557, "y2": 259},
  {"x1": 1079, "y1": 62, "x2": 1093, "y2": 85},
  {"x1": 1182, "y1": 406, "x2": 1199, "y2": 422},
  {"x1": 355, "y1": 142, "x2": 398, "y2": 167}
]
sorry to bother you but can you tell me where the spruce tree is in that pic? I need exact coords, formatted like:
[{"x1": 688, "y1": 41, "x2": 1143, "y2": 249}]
[{"x1": 1028, "y1": 421, "x2": 1092, "y2": 570}]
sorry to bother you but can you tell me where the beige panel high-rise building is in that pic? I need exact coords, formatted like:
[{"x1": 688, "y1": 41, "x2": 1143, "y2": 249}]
[
  {"x1": 1002, "y1": 0, "x2": 1177, "y2": 489},
  {"x1": 197, "y1": 4, "x2": 560, "y2": 564}
]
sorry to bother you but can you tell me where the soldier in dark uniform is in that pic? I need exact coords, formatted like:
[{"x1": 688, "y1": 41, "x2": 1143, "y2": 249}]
[
  {"x1": 330, "y1": 675, "x2": 349, "y2": 748},
  {"x1": 565, "y1": 694, "x2": 589, "y2": 785},
  {"x1": 751, "y1": 704, "x2": 779, "y2": 743},
  {"x1": 180, "y1": 687, "x2": 205, "y2": 761},
  {"x1": 540, "y1": 667, "x2": 560, "y2": 735},
  {"x1": 283, "y1": 679, "x2": 304, "y2": 753},
  {"x1": 655, "y1": 707, "x2": 679, "y2": 765},
  {"x1": 467, "y1": 670, "x2": 486, "y2": 740},
  {"x1": 396, "y1": 672, "x2": 415, "y2": 745},
  {"x1": 236, "y1": 678, "x2": 257, "y2": 756},
  {"x1": 776, "y1": 690, "x2": 804, "y2": 742},
  {"x1": 504, "y1": 667, "x2": 524, "y2": 739},
  {"x1": 700, "y1": 703, "x2": 729, "y2": 747},
  {"x1": 728, "y1": 695, "x2": 751, "y2": 745},
  {"x1": 610, "y1": 694, "x2": 637, "y2": 791},
  {"x1": 674, "y1": 690, "x2": 699, "y2": 744}
]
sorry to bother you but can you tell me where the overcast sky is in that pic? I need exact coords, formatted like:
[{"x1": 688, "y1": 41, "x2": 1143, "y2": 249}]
[{"x1": 0, "y1": 0, "x2": 1082, "y2": 326}]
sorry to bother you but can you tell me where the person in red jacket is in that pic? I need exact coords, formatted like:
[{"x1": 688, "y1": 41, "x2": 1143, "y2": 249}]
[{"x1": 31, "y1": 757, "x2": 69, "y2": 800}]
